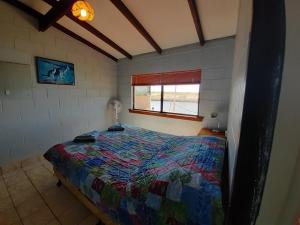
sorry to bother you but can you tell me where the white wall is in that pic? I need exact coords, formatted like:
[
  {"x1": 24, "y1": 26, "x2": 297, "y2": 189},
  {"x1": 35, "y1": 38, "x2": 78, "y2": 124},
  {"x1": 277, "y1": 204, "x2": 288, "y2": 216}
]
[
  {"x1": 117, "y1": 39, "x2": 235, "y2": 136},
  {"x1": 256, "y1": 0, "x2": 300, "y2": 224},
  {"x1": 226, "y1": 0, "x2": 252, "y2": 185},
  {"x1": 0, "y1": 2, "x2": 117, "y2": 166}
]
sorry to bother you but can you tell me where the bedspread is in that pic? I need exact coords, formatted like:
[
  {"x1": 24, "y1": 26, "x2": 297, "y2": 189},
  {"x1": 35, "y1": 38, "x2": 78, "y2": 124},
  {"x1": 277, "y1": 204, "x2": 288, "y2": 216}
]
[{"x1": 44, "y1": 125, "x2": 226, "y2": 225}]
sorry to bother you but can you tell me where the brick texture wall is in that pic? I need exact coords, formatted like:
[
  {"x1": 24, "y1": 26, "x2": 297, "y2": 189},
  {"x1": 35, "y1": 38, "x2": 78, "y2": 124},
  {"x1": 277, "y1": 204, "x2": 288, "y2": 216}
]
[
  {"x1": 0, "y1": 2, "x2": 117, "y2": 165},
  {"x1": 117, "y1": 39, "x2": 234, "y2": 135}
]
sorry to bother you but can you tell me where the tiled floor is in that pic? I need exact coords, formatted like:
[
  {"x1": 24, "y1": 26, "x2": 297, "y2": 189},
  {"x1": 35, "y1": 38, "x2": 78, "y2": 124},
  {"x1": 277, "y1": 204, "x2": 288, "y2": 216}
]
[{"x1": 0, "y1": 156, "x2": 99, "y2": 225}]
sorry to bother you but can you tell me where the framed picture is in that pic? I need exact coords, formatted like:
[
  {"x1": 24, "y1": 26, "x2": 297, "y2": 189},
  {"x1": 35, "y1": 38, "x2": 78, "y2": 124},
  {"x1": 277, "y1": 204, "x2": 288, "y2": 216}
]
[{"x1": 35, "y1": 57, "x2": 75, "y2": 85}]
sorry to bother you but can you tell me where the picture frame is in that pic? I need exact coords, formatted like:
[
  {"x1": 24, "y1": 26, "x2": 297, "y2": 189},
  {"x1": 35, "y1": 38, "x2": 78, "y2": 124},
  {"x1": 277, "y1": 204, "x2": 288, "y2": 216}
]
[{"x1": 35, "y1": 57, "x2": 75, "y2": 85}]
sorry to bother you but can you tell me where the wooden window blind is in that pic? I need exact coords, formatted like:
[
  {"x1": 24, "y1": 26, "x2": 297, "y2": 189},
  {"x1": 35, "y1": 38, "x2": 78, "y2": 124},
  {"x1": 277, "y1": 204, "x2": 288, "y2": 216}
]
[{"x1": 131, "y1": 69, "x2": 201, "y2": 86}]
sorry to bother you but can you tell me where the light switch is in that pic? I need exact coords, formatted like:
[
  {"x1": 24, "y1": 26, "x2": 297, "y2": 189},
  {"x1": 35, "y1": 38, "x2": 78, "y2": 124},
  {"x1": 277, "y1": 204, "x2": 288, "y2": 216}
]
[{"x1": 5, "y1": 90, "x2": 10, "y2": 96}]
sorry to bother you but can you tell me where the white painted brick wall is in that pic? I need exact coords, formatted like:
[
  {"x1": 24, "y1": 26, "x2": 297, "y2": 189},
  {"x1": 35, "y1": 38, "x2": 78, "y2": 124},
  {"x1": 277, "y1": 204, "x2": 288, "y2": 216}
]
[
  {"x1": 0, "y1": 2, "x2": 117, "y2": 165},
  {"x1": 117, "y1": 38, "x2": 235, "y2": 135}
]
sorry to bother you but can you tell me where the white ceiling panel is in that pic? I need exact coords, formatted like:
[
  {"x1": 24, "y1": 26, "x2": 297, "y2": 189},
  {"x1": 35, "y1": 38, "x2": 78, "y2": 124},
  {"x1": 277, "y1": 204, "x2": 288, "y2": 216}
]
[
  {"x1": 123, "y1": 0, "x2": 199, "y2": 49},
  {"x1": 19, "y1": 0, "x2": 51, "y2": 15},
  {"x1": 57, "y1": 16, "x2": 124, "y2": 58},
  {"x1": 87, "y1": 0, "x2": 154, "y2": 56},
  {"x1": 196, "y1": 0, "x2": 239, "y2": 40},
  {"x1": 19, "y1": 0, "x2": 124, "y2": 59},
  {"x1": 15, "y1": 0, "x2": 239, "y2": 60}
]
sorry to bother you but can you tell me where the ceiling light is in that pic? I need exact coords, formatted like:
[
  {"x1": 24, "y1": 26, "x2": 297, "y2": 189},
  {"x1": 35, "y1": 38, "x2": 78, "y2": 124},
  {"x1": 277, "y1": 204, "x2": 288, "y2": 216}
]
[
  {"x1": 72, "y1": 1, "x2": 94, "y2": 21},
  {"x1": 80, "y1": 9, "x2": 87, "y2": 17}
]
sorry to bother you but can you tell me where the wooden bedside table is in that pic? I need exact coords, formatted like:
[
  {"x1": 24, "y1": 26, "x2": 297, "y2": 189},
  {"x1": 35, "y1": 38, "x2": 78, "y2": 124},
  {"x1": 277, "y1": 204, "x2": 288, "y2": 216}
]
[{"x1": 198, "y1": 128, "x2": 226, "y2": 138}]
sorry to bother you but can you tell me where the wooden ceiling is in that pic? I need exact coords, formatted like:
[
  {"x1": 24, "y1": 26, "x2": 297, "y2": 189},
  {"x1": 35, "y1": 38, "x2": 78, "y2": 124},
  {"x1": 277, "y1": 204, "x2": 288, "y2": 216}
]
[{"x1": 5, "y1": 0, "x2": 239, "y2": 61}]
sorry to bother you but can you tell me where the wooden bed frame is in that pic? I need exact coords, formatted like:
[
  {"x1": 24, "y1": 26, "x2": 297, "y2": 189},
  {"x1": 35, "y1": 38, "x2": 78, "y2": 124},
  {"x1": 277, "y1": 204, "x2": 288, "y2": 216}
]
[
  {"x1": 53, "y1": 168, "x2": 117, "y2": 225},
  {"x1": 221, "y1": 145, "x2": 230, "y2": 215},
  {"x1": 53, "y1": 142, "x2": 230, "y2": 225}
]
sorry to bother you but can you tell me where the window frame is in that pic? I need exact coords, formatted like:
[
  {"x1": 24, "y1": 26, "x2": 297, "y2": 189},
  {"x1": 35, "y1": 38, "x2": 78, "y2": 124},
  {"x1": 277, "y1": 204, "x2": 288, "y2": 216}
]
[{"x1": 130, "y1": 70, "x2": 203, "y2": 121}]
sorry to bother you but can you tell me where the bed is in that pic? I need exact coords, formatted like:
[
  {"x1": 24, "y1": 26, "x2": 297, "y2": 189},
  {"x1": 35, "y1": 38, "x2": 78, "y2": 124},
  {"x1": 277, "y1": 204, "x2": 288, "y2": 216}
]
[{"x1": 44, "y1": 125, "x2": 227, "y2": 225}]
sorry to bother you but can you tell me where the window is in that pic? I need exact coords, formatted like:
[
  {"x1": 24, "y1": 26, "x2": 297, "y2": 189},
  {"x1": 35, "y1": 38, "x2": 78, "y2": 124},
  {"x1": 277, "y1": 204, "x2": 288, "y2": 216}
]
[
  {"x1": 163, "y1": 84, "x2": 200, "y2": 115},
  {"x1": 133, "y1": 85, "x2": 161, "y2": 112},
  {"x1": 130, "y1": 70, "x2": 203, "y2": 121}
]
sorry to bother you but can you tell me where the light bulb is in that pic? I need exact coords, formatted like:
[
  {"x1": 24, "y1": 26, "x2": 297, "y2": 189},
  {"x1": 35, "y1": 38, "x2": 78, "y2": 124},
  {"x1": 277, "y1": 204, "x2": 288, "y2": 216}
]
[
  {"x1": 80, "y1": 9, "x2": 87, "y2": 18},
  {"x1": 72, "y1": 1, "x2": 94, "y2": 21}
]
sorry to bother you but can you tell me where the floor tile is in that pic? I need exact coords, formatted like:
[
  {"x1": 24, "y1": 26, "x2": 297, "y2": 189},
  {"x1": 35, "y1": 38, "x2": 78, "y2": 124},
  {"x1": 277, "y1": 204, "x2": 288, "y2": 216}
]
[
  {"x1": 42, "y1": 186, "x2": 79, "y2": 217},
  {"x1": 21, "y1": 156, "x2": 42, "y2": 171},
  {"x1": 0, "y1": 196, "x2": 15, "y2": 212},
  {"x1": 1, "y1": 155, "x2": 106, "y2": 225},
  {"x1": 25, "y1": 165, "x2": 49, "y2": 177},
  {"x1": 25, "y1": 166, "x2": 57, "y2": 193},
  {"x1": 47, "y1": 219, "x2": 61, "y2": 225},
  {"x1": 41, "y1": 159, "x2": 54, "y2": 172},
  {"x1": 16, "y1": 194, "x2": 45, "y2": 219},
  {"x1": 0, "y1": 206, "x2": 22, "y2": 225},
  {"x1": 2, "y1": 169, "x2": 26, "y2": 182},
  {"x1": 0, "y1": 180, "x2": 10, "y2": 199},
  {"x1": 5, "y1": 177, "x2": 32, "y2": 192},
  {"x1": 22, "y1": 206, "x2": 55, "y2": 225},
  {"x1": 22, "y1": 209, "x2": 55, "y2": 225},
  {"x1": 1, "y1": 161, "x2": 21, "y2": 175},
  {"x1": 79, "y1": 214, "x2": 99, "y2": 225},
  {"x1": 58, "y1": 202, "x2": 90, "y2": 225},
  {"x1": 9, "y1": 184, "x2": 37, "y2": 206}
]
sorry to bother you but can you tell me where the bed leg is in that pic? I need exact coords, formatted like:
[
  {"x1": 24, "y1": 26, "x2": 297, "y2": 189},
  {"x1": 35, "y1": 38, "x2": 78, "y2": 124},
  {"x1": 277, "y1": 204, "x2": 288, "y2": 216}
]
[
  {"x1": 56, "y1": 179, "x2": 62, "y2": 187},
  {"x1": 96, "y1": 220, "x2": 105, "y2": 225}
]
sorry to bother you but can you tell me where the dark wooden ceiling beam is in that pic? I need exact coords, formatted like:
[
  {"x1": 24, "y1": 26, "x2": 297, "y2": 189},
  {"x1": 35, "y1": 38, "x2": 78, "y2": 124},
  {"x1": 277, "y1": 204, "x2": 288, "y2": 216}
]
[
  {"x1": 2, "y1": 0, "x2": 117, "y2": 62},
  {"x1": 53, "y1": 24, "x2": 118, "y2": 61},
  {"x1": 43, "y1": 0, "x2": 132, "y2": 59},
  {"x1": 67, "y1": 15, "x2": 132, "y2": 59},
  {"x1": 110, "y1": 0, "x2": 162, "y2": 54},
  {"x1": 187, "y1": 0, "x2": 205, "y2": 45},
  {"x1": 3, "y1": 0, "x2": 43, "y2": 19},
  {"x1": 39, "y1": 0, "x2": 76, "y2": 31}
]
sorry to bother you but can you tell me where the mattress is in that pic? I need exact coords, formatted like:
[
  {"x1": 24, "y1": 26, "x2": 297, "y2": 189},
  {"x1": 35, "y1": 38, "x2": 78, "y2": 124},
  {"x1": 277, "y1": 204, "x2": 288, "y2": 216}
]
[{"x1": 44, "y1": 125, "x2": 226, "y2": 225}]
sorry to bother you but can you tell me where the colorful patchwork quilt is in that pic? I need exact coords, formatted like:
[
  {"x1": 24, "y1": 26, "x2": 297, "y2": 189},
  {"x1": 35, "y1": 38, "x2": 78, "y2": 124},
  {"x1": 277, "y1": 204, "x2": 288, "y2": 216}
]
[{"x1": 44, "y1": 125, "x2": 226, "y2": 225}]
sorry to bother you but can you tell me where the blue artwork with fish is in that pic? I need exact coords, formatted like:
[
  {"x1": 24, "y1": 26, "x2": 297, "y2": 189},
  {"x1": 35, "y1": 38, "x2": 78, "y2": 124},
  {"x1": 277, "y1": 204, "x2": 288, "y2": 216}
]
[{"x1": 36, "y1": 57, "x2": 75, "y2": 85}]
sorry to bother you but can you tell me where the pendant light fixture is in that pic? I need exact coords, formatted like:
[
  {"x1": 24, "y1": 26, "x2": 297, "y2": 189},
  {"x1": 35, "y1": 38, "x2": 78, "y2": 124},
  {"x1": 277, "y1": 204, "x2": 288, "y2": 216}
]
[{"x1": 72, "y1": 0, "x2": 94, "y2": 21}]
